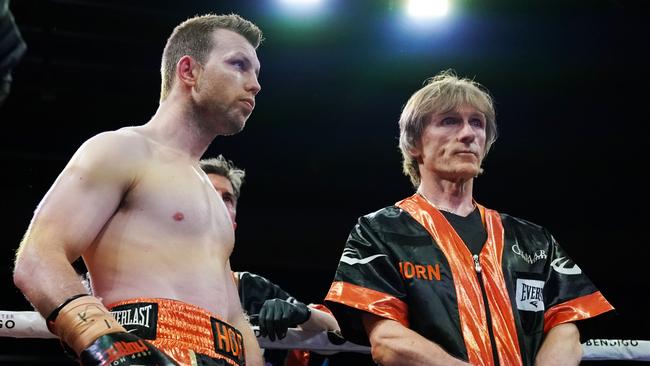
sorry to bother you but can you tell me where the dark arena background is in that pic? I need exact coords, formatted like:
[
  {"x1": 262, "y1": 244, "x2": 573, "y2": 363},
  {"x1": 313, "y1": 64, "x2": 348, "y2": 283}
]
[{"x1": 1, "y1": 0, "x2": 648, "y2": 364}]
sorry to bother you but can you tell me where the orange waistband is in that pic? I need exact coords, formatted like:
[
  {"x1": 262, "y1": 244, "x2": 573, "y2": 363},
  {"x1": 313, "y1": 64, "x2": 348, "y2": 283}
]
[{"x1": 107, "y1": 298, "x2": 244, "y2": 366}]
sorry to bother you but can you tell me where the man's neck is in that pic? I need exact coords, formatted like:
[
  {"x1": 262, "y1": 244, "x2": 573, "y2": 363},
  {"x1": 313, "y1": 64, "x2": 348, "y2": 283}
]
[
  {"x1": 146, "y1": 99, "x2": 217, "y2": 161},
  {"x1": 417, "y1": 177, "x2": 475, "y2": 217}
]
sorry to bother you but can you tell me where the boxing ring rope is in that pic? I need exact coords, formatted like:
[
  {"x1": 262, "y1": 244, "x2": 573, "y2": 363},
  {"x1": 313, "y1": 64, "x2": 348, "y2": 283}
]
[{"x1": 1, "y1": 311, "x2": 649, "y2": 361}]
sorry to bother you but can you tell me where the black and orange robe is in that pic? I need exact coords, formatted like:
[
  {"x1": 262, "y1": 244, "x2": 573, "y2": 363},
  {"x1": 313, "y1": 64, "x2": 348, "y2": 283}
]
[{"x1": 325, "y1": 194, "x2": 613, "y2": 365}]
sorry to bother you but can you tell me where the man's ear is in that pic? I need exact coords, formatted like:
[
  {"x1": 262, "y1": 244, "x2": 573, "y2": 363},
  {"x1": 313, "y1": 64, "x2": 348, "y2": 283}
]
[
  {"x1": 176, "y1": 55, "x2": 201, "y2": 89},
  {"x1": 408, "y1": 144, "x2": 423, "y2": 164}
]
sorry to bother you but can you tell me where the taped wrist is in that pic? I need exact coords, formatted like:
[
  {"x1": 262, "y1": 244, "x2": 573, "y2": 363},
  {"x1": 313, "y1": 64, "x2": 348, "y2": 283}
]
[
  {"x1": 49, "y1": 295, "x2": 126, "y2": 355},
  {"x1": 47, "y1": 293, "x2": 88, "y2": 333}
]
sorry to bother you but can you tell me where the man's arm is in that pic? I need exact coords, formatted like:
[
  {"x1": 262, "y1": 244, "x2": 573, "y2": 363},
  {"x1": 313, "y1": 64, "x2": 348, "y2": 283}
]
[
  {"x1": 299, "y1": 305, "x2": 339, "y2": 332},
  {"x1": 362, "y1": 313, "x2": 471, "y2": 366},
  {"x1": 534, "y1": 323, "x2": 582, "y2": 366},
  {"x1": 236, "y1": 271, "x2": 338, "y2": 339},
  {"x1": 14, "y1": 131, "x2": 138, "y2": 317}
]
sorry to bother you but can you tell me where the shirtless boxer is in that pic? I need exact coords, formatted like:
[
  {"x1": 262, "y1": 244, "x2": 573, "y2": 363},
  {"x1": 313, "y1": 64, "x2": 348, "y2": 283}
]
[{"x1": 13, "y1": 14, "x2": 264, "y2": 366}]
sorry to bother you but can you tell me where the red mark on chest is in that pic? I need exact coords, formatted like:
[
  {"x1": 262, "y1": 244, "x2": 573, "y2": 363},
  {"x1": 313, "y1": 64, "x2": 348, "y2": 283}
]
[{"x1": 173, "y1": 212, "x2": 185, "y2": 221}]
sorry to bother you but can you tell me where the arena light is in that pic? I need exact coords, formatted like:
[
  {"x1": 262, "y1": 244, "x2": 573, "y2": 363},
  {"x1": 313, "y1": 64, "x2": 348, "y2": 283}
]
[
  {"x1": 278, "y1": 0, "x2": 322, "y2": 4},
  {"x1": 276, "y1": 0, "x2": 324, "y2": 12},
  {"x1": 406, "y1": 0, "x2": 450, "y2": 19}
]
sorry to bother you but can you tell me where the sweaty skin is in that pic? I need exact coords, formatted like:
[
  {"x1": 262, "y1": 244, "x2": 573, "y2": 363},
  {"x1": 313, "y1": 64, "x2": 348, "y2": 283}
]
[
  {"x1": 83, "y1": 127, "x2": 239, "y2": 318},
  {"x1": 14, "y1": 27, "x2": 264, "y2": 365}
]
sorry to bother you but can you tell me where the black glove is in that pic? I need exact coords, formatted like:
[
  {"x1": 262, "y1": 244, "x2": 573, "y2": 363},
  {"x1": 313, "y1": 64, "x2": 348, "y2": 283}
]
[
  {"x1": 79, "y1": 332, "x2": 178, "y2": 366},
  {"x1": 258, "y1": 298, "x2": 311, "y2": 341}
]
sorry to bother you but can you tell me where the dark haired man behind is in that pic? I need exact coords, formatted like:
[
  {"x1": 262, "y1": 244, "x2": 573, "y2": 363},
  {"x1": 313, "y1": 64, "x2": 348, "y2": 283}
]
[{"x1": 200, "y1": 155, "x2": 340, "y2": 366}]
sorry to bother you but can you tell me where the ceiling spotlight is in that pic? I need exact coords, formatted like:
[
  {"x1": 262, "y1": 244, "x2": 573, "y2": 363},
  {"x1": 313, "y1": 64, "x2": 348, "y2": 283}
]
[
  {"x1": 276, "y1": 0, "x2": 324, "y2": 17},
  {"x1": 278, "y1": 0, "x2": 322, "y2": 5},
  {"x1": 406, "y1": 0, "x2": 450, "y2": 19}
]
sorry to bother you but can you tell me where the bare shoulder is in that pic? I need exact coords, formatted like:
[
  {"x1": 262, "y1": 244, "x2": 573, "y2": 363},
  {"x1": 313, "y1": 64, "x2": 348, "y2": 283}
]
[
  {"x1": 73, "y1": 127, "x2": 153, "y2": 164},
  {"x1": 63, "y1": 127, "x2": 154, "y2": 185},
  {"x1": 78, "y1": 127, "x2": 150, "y2": 157}
]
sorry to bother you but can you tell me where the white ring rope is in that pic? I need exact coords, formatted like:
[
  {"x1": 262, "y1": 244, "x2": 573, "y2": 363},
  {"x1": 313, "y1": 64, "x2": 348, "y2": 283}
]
[{"x1": 1, "y1": 311, "x2": 648, "y2": 361}]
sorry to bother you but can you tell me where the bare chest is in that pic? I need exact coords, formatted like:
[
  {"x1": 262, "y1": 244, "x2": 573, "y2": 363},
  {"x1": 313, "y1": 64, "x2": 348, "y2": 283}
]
[{"x1": 120, "y1": 161, "x2": 233, "y2": 244}]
